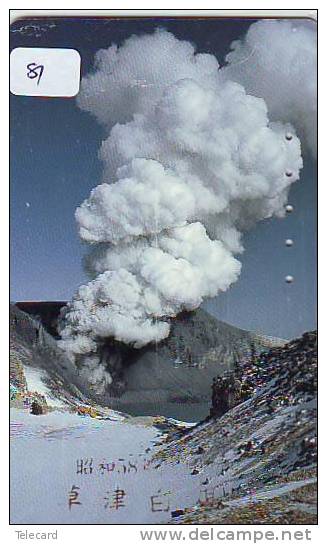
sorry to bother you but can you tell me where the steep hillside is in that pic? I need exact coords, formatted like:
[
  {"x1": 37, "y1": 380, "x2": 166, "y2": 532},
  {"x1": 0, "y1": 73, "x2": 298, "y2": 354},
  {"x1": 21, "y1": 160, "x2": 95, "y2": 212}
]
[
  {"x1": 10, "y1": 305, "x2": 316, "y2": 524},
  {"x1": 154, "y1": 331, "x2": 317, "y2": 523},
  {"x1": 10, "y1": 304, "x2": 91, "y2": 409}
]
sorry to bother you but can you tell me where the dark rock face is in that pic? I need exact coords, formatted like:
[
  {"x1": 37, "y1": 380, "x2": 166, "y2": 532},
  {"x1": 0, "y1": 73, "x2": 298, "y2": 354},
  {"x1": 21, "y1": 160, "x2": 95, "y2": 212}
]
[
  {"x1": 210, "y1": 374, "x2": 240, "y2": 418},
  {"x1": 210, "y1": 330, "x2": 317, "y2": 420},
  {"x1": 15, "y1": 301, "x2": 66, "y2": 338}
]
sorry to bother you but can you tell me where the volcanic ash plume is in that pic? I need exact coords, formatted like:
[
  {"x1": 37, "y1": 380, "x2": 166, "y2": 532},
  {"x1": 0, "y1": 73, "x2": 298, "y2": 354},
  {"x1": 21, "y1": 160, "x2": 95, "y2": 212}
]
[
  {"x1": 58, "y1": 29, "x2": 304, "y2": 393},
  {"x1": 222, "y1": 19, "x2": 317, "y2": 157}
]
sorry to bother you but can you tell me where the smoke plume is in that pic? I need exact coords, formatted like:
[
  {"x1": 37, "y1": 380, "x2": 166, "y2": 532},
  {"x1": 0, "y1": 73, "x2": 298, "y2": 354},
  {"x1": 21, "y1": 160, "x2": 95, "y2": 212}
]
[
  {"x1": 58, "y1": 26, "x2": 312, "y2": 392},
  {"x1": 222, "y1": 19, "x2": 317, "y2": 157}
]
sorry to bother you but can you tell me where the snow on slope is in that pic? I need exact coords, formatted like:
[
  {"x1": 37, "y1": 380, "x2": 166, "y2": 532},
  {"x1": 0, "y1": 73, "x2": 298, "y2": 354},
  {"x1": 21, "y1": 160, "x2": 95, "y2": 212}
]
[
  {"x1": 156, "y1": 332, "x2": 317, "y2": 524},
  {"x1": 10, "y1": 408, "x2": 201, "y2": 524},
  {"x1": 11, "y1": 335, "x2": 317, "y2": 525},
  {"x1": 10, "y1": 304, "x2": 316, "y2": 524},
  {"x1": 23, "y1": 366, "x2": 66, "y2": 408}
]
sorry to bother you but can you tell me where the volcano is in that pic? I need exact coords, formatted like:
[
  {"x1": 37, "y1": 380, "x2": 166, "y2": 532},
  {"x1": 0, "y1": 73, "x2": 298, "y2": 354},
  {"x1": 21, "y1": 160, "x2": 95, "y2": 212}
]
[{"x1": 11, "y1": 302, "x2": 284, "y2": 420}]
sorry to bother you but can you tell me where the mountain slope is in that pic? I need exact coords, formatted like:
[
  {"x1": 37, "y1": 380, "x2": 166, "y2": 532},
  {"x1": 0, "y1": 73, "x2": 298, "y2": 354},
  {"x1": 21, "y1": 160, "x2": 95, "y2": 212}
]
[
  {"x1": 11, "y1": 303, "x2": 284, "y2": 420},
  {"x1": 10, "y1": 304, "x2": 91, "y2": 409},
  {"x1": 154, "y1": 331, "x2": 317, "y2": 523},
  {"x1": 99, "y1": 309, "x2": 284, "y2": 419}
]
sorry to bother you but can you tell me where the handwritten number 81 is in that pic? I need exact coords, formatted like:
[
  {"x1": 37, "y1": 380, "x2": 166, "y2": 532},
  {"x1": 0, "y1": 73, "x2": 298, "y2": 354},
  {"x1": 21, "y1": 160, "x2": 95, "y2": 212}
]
[{"x1": 27, "y1": 63, "x2": 44, "y2": 85}]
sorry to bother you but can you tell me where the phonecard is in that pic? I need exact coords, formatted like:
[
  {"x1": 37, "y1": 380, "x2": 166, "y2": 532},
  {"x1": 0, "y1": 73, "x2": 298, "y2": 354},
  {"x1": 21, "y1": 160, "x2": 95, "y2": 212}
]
[{"x1": 10, "y1": 12, "x2": 317, "y2": 525}]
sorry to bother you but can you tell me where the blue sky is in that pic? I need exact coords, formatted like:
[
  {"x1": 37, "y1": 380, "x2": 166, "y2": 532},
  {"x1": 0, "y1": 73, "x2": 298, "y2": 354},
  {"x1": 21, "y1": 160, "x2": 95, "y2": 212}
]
[{"x1": 10, "y1": 17, "x2": 317, "y2": 339}]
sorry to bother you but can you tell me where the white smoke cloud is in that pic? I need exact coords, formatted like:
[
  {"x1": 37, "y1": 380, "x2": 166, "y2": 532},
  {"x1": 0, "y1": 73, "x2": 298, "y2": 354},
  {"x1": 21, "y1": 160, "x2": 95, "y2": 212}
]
[
  {"x1": 77, "y1": 29, "x2": 220, "y2": 127},
  {"x1": 222, "y1": 19, "x2": 317, "y2": 157},
  {"x1": 58, "y1": 27, "x2": 308, "y2": 392}
]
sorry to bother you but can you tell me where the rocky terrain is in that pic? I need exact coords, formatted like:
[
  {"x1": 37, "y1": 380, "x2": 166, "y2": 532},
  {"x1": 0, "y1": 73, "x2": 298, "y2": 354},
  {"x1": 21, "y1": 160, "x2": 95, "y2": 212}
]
[
  {"x1": 10, "y1": 303, "x2": 317, "y2": 524},
  {"x1": 154, "y1": 331, "x2": 317, "y2": 524},
  {"x1": 10, "y1": 304, "x2": 93, "y2": 411}
]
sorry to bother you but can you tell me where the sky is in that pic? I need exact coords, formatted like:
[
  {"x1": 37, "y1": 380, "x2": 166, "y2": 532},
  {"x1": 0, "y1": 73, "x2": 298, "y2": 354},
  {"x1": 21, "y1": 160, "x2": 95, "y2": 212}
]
[{"x1": 10, "y1": 16, "x2": 317, "y2": 340}]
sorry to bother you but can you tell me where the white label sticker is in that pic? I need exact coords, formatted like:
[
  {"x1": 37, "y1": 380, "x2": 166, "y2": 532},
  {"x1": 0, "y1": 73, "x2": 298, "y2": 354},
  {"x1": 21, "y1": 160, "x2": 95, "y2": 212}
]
[{"x1": 10, "y1": 47, "x2": 81, "y2": 97}]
